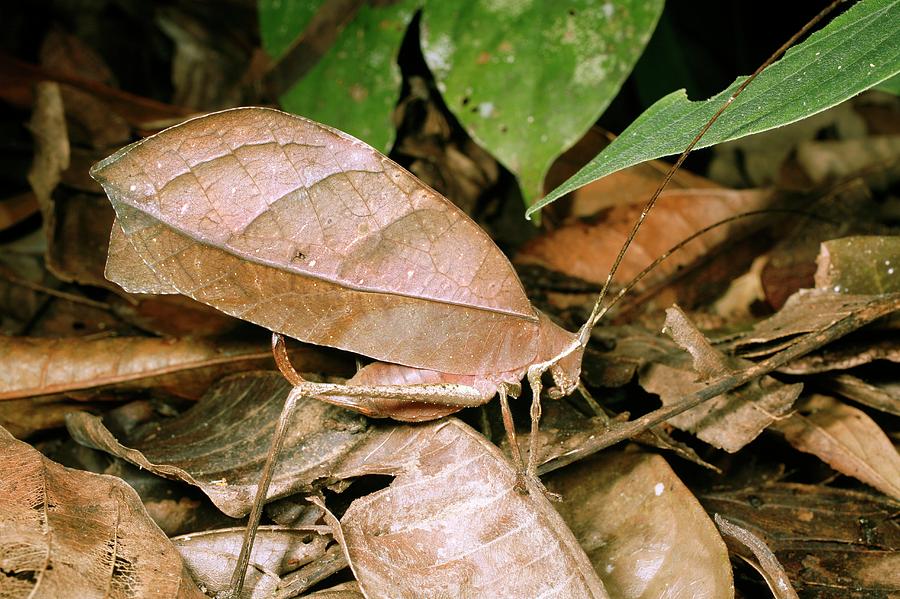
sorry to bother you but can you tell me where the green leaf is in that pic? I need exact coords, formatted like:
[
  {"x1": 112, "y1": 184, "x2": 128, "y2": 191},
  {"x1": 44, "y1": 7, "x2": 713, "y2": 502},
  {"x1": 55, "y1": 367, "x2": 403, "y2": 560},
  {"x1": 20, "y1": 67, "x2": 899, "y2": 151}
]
[
  {"x1": 530, "y1": 0, "x2": 900, "y2": 218},
  {"x1": 875, "y1": 72, "x2": 900, "y2": 94},
  {"x1": 258, "y1": 0, "x2": 324, "y2": 59},
  {"x1": 815, "y1": 236, "x2": 900, "y2": 295},
  {"x1": 421, "y1": 0, "x2": 663, "y2": 207},
  {"x1": 259, "y1": 0, "x2": 418, "y2": 153}
]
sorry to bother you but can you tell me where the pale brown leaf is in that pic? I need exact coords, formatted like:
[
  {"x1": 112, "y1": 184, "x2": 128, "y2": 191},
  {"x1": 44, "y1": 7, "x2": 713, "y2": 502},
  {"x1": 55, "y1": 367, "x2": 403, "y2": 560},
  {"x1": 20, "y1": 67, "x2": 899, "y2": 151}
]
[
  {"x1": 824, "y1": 373, "x2": 900, "y2": 416},
  {"x1": 172, "y1": 526, "x2": 329, "y2": 599},
  {"x1": 0, "y1": 335, "x2": 344, "y2": 401},
  {"x1": 0, "y1": 426, "x2": 203, "y2": 598},
  {"x1": 547, "y1": 449, "x2": 733, "y2": 599},
  {"x1": 516, "y1": 188, "x2": 772, "y2": 287},
  {"x1": 772, "y1": 394, "x2": 900, "y2": 499},
  {"x1": 300, "y1": 582, "x2": 363, "y2": 598},
  {"x1": 641, "y1": 306, "x2": 801, "y2": 452},
  {"x1": 331, "y1": 419, "x2": 608, "y2": 598},
  {"x1": 66, "y1": 372, "x2": 370, "y2": 517}
]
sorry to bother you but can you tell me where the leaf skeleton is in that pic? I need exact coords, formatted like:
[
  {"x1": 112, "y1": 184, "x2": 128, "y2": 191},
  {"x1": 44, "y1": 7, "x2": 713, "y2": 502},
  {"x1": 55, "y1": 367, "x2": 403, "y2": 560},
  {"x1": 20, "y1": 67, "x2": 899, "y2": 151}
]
[{"x1": 89, "y1": 2, "x2": 843, "y2": 596}]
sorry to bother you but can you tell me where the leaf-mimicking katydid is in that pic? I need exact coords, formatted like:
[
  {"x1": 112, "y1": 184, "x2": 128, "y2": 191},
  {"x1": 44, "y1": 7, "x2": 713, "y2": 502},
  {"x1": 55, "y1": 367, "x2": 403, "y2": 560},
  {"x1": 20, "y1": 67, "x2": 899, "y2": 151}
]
[{"x1": 91, "y1": 107, "x2": 585, "y2": 480}]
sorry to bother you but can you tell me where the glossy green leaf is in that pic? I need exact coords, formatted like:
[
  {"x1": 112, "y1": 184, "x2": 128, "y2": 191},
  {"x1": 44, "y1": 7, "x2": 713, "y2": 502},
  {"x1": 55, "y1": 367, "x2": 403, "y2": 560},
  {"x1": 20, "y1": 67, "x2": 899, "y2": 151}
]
[
  {"x1": 530, "y1": 0, "x2": 900, "y2": 217},
  {"x1": 422, "y1": 0, "x2": 663, "y2": 207},
  {"x1": 260, "y1": 0, "x2": 417, "y2": 153}
]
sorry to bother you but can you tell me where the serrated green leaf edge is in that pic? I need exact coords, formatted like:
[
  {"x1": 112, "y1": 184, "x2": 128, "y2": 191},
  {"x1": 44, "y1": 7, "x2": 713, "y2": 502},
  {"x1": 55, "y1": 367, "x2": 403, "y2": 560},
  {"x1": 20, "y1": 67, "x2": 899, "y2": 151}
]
[{"x1": 529, "y1": 0, "x2": 900, "y2": 218}]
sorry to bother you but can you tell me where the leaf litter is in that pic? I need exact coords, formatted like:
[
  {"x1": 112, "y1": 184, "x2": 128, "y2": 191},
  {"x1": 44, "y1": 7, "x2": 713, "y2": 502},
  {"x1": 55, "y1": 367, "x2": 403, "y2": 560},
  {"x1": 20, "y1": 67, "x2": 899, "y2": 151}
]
[{"x1": 2, "y1": 4, "x2": 900, "y2": 596}]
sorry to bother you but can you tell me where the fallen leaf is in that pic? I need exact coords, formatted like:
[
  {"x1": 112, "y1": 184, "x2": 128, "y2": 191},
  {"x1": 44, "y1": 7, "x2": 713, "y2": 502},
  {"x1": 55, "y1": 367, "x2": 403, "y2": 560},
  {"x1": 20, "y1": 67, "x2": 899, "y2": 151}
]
[
  {"x1": 777, "y1": 335, "x2": 900, "y2": 374},
  {"x1": 517, "y1": 188, "x2": 772, "y2": 287},
  {"x1": 172, "y1": 526, "x2": 329, "y2": 599},
  {"x1": 0, "y1": 426, "x2": 204, "y2": 598},
  {"x1": 824, "y1": 373, "x2": 900, "y2": 417},
  {"x1": 547, "y1": 448, "x2": 733, "y2": 599},
  {"x1": 714, "y1": 514, "x2": 798, "y2": 599},
  {"x1": 67, "y1": 372, "x2": 370, "y2": 517},
  {"x1": 301, "y1": 582, "x2": 363, "y2": 598},
  {"x1": 701, "y1": 483, "x2": 900, "y2": 597},
  {"x1": 0, "y1": 396, "x2": 93, "y2": 438},
  {"x1": 0, "y1": 335, "x2": 345, "y2": 401},
  {"x1": 730, "y1": 290, "x2": 893, "y2": 358},
  {"x1": 641, "y1": 306, "x2": 801, "y2": 452},
  {"x1": 772, "y1": 394, "x2": 900, "y2": 499},
  {"x1": 276, "y1": 542, "x2": 349, "y2": 599},
  {"x1": 815, "y1": 236, "x2": 900, "y2": 295},
  {"x1": 796, "y1": 136, "x2": 900, "y2": 188},
  {"x1": 331, "y1": 419, "x2": 608, "y2": 598}
]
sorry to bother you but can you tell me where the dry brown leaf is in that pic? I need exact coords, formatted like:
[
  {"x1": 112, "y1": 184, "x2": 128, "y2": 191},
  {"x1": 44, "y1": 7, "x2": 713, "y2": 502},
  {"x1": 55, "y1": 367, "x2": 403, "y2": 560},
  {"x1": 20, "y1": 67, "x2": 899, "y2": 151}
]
[
  {"x1": 0, "y1": 335, "x2": 344, "y2": 401},
  {"x1": 0, "y1": 426, "x2": 204, "y2": 598},
  {"x1": 713, "y1": 514, "x2": 798, "y2": 599},
  {"x1": 516, "y1": 188, "x2": 772, "y2": 287},
  {"x1": 66, "y1": 372, "x2": 370, "y2": 517},
  {"x1": 301, "y1": 582, "x2": 363, "y2": 598},
  {"x1": 0, "y1": 396, "x2": 93, "y2": 438},
  {"x1": 92, "y1": 106, "x2": 581, "y2": 402},
  {"x1": 701, "y1": 483, "x2": 900, "y2": 597},
  {"x1": 730, "y1": 290, "x2": 895, "y2": 358},
  {"x1": 331, "y1": 419, "x2": 608, "y2": 598},
  {"x1": 824, "y1": 373, "x2": 900, "y2": 416},
  {"x1": 796, "y1": 136, "x2": 900, "y2": 188},
  {"x1": 547, "y1": 448, "x2": 733, "y2": 599},
  {"x1": 772, "y1": 394, "x2": 900, "y2": 499},
  {"x1": 172, "y1": 526, "x2": 329, "y2": 599},
  {"x1": 777, "y1": 336, "x2": 900, "y2": 375},
  {"x1": 641, "y1": 306, "x2": 801, "y2": 452}
]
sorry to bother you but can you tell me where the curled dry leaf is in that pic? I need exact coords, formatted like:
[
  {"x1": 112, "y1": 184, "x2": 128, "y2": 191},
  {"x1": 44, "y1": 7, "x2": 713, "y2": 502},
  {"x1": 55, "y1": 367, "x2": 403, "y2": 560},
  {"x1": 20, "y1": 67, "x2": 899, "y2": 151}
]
[
  {"x1": 729, "y1": 290, "x2": 895, "y2": 358},
  {"x1": 66, "y1": 372, "x2": 370, "y2": 517},
  {"x1": 823, "y1": 373, "x2": 900, "y2": 417},
  {"x1": 0, "y1": 335, "x2": 344, "y2": 401},
  {"x1": 172, "y1": 526, "x2": 329, "y2": 599},
  {"x1": 701, "y1": 483, "x2": 900, "y2": 597},
  {"x1": 714, "y1": 514, "x2": 798, "y2": 599},
  {"x1": 772, "y1": 394, "x2": 900, "y2": 500},
  {"x1": 641, "y1": 306, "x2": 801, "y2": 452},
  {"x1": 331, "y1": 419, "x2": 608, "y2": 598},
  {"x1": 547, "y1": 448, "x2": 733, "y2": 599},
  {"x1": 300, "y1": 582, "x2": 363, "y2": 598},
  {"x1": 814, "y1": 235, "x2": 900, "y2": 295},
  {"x1": 516, "y1": 188, "x2": 772, "y2": 287},
  {"x1": 777, "y1": 336, "x2": 900, "y2": 375},
  {"x1": 0, "y1": 426, "x2": 203, "y2": 598}
]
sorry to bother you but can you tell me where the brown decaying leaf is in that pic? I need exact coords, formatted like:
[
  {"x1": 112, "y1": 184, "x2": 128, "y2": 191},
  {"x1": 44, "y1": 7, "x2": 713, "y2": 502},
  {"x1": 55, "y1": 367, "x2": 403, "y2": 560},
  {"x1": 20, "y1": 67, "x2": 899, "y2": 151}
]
[
  {"x1": 823, "y1": 373, "x2": 900, "y2": 417},
  {"x1": 90, "y1": 107, "x2": 582, "y2": 398},
  {"x1": 777, "y1": 336, "x2": 900, "y2": 375},
  {"x1": 714, "y1": 514, "x2": 797, "y2": 599},
  {"x1": 730, "y1": 290, "x2": 890, "y2": 358},
  {"x1": 796, "y1": 136, "x2": 900, "y2": 188},
  {"x1": 172, "y1": 526, "x2": 329, "y2": 599},
  {"x1": 701, "y1": 483, "x2": 900, "y2": 597},
  {"x1": 547, "y1": 448, "x2": 733, "y2": 599},
  {"x1": 0, "y1": 426, "x2": 203, "y2": 598},
  {"x1": 772, "y1": 394, "x2": 900, "y2": 500},
  {"x1": 66, "y1": 372, "x2": 370, "y2": 517},
  {"x1": 301, "y1": 582, "x2": 363, "y2": 598},
  {"x1": 515, "y1": 188, "x2": 772, "y2": 287},
  {"x1": 641, "y1": 306, "x2": 801, "y2": 452},
  {"x1": 0, "y1": 397, "x2": 93, "y2": 438},
  {"x1": 331, "y1": 419, "x2": 608, "y2": 598},
  {"x1": 0, "y1": 335, "x2": 344, "y2": 401},
  {"x1": 815, "y1": 235, "x2": 900, "y2": 295}
]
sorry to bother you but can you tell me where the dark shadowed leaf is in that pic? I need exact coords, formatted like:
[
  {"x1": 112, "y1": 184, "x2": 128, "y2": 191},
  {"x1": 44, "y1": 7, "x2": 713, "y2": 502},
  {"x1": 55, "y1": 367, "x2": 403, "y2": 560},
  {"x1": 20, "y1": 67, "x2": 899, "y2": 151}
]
[
  {"x1": 331, "y1": 419, "x2": 608, "y2": 598},
  {"x1": 772, "y1": 394, "x2": 900, "y2": 499},
  {"x1": 777, "y1": 336, "x2": 900, "y2": 375},
  {"x1": 0, "y1": 426, "x2": 203, "y2": 598},
  {"x1": 823, "y1": 373, "x2": 900, "y2": 416},
  {"x1": 66, "y1": 372, "x2": 370, "y2": 517},
  {"x1": 173, "y1": 526, "x2": 329, "y2": 599},
  {"x1": 701, "y1": 483, "x2": 900, "y2": 597},
  {"x1": 547, "y1": 448, "x2": 733, "y2": 598}
]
